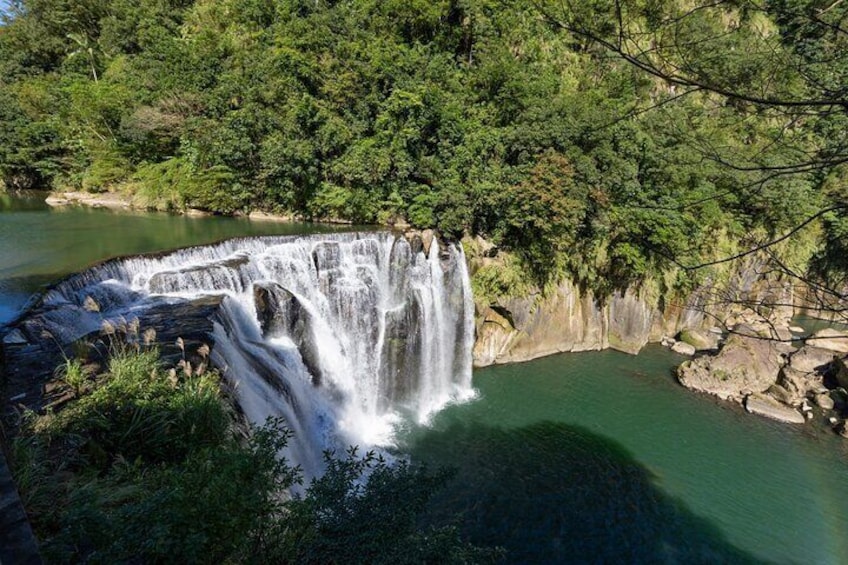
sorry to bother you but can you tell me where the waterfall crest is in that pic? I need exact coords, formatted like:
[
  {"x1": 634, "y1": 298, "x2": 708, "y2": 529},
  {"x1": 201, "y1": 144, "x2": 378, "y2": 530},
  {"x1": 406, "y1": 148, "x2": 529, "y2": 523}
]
[{"x1": 38, "y1": 232, "x2": 475, "y2": 476}]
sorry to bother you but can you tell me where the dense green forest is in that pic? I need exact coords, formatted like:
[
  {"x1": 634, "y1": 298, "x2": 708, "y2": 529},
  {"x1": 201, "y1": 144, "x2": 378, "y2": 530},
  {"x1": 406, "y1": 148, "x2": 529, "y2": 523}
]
[{"x1": 1, "y1": 0, "x2": 846, "y2": 289}]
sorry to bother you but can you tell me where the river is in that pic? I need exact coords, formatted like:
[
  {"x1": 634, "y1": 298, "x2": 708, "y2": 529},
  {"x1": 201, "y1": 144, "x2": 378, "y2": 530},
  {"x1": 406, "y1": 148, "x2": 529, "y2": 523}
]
[
  {"x1": 0, "y1": 191, "x2": 352, "y2": 326},
  {"x1": 2, "y1": 191, "x2": 847, "y2": 564}
]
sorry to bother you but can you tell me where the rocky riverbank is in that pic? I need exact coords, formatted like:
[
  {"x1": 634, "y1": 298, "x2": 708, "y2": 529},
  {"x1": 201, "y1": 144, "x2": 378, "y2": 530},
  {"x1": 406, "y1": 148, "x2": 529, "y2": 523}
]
[
  {"x1": 463, "y1": 234, "x2": 848, "y2": 437},
  {"x1": 676, "y1": 319, "x2": 848, "y2": 434}
]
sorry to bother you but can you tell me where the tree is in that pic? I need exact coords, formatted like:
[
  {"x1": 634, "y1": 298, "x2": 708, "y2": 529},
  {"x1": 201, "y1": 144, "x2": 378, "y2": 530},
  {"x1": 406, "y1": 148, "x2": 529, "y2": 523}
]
[{"x1": 531, "y1": 0, "x2": 848, "y2": 323}]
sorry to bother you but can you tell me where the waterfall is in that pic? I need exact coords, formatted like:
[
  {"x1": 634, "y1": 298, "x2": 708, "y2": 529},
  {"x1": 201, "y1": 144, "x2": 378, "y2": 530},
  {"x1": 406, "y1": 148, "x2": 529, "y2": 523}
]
[{"x1": 37, "y1": 232, "x2": 475, "y2": 477}]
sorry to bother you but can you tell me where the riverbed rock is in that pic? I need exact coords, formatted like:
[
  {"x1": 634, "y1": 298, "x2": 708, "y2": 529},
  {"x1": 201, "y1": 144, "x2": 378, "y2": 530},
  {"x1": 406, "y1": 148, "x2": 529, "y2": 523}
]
[
  {"x1": 677, "y1": 325, "x2": 788, "y2": 402},
  {"x1": 671, "y1": 341, "x2": 696, "y2": 356},
  {"x1": 678, "y1": 328, "x2": 719, "y2": 351},
  {"x1": 815, "y1": 393, "x2": 835, "y2": 411},
  {"x1": 789, "y1": 326, "x2": 804, "y2": 334},
  {"x1": 744, "y1": 394, "x2": 805, "y2": 424},
  {"x1": 806, "y1": 328, "x2": 848, "y2": 354}
]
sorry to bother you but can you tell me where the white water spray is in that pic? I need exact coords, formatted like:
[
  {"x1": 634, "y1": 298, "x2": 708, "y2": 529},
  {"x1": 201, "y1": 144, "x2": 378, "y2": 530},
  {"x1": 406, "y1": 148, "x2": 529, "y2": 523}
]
[{"x1": 40, "y1": 232, "x2": 475, "y2": 477}]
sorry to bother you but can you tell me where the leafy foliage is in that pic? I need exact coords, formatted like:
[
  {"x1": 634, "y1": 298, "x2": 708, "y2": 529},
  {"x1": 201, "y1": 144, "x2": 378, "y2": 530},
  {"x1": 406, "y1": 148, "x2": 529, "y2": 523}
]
[
  {"x1": 8, "y1": 346, "x2": 497, "y2": 564},
  {"x1": 0, "y1": 0, "x2": 842, "y2": 287}
]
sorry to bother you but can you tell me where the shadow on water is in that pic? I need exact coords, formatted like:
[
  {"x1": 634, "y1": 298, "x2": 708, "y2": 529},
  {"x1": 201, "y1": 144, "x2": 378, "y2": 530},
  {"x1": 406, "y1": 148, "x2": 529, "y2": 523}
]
[{"x1": 411, "y1": 421, "x2": 772, "y2": 565}]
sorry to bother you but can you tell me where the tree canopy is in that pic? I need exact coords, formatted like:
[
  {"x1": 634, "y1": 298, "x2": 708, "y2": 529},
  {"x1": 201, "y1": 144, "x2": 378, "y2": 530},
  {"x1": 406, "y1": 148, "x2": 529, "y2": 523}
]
[{"x1": 1, "y1": 0, "x2": 846, "y2": 291}]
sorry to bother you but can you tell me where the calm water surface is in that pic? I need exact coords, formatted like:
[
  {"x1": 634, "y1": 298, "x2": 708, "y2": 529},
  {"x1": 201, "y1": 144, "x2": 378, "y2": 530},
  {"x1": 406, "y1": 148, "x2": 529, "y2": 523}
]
[
  {"x1": 0, "y1": 191, "x2": 356, "y2": 325},
  {"x1": 402, "y1": 347, "x2": 848, "y2": 564}
]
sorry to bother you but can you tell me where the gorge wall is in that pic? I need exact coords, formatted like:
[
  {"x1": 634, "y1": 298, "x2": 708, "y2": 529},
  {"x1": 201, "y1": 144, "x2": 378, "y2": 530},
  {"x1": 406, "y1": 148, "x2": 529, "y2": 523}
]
[{"x1": 467, "y1": 237, "x2": 797, "y2": 367}]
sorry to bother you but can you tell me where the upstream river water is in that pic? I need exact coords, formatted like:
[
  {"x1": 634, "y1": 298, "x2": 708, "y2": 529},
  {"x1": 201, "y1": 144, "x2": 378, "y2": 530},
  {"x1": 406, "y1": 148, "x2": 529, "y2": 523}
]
[{"x1": 2, "y1": 191, "x2": 847, "y2": 564}]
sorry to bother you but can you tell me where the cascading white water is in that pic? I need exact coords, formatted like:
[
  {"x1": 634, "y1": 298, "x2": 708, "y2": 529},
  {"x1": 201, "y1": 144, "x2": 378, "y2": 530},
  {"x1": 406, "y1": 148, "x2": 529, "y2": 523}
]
[{"x1": 38, "y1": 232, "x2": 475, "y2": 478}]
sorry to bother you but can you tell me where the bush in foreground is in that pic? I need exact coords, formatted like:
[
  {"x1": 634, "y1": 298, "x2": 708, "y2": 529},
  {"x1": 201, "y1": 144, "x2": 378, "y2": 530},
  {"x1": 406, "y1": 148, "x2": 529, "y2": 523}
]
[{"x1": 8, "y1": 346, "x2": 500, "y2": 564}]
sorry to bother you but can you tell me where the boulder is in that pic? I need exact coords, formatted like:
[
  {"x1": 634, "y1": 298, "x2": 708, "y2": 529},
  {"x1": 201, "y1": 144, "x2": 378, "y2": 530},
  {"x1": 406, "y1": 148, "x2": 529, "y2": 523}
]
[
  {"x1": 778, "y1": 366, "x2": 823, "y2": 405},
  {"x1": 678, "y1": 325, "x2": 788, "y2": 402},
  {"x1": 767, "y1": 384, "x2": 794, "y2": 405},
  {"x1": 671, "y1": 342, "x2": 696, "y2": 356},
  {"x1": 678, "y1": 328, "x2": 719, "y2": 351},
  {"x1": 806, "y1": 328, "x2": 848, "y2": 354},
  {"x1": 789, "y1": 345, "x2": 837, "y2": 374},
  {"x1": 744, "y1": 394, "x2": 805, "y2": 424},
  {"x1": 815, "y1": 393, "x2": 835, "y2": 411},
  {"x1": 789, "y1": 326, "x2": 805, "y2": 334}
]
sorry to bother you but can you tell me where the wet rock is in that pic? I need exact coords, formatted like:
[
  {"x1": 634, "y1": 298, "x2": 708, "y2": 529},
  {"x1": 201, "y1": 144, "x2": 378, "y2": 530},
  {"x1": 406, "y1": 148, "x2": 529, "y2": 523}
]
[
  {"x1": 2, "y1": 329, "x2": 27, "y2": 345},
  {"x1": 380, "y1": 299, "x2": 423, "y2": 409},
  {"x1": 253, "y1": 282, "x2": 323, "y2": 386},
  {"x1": 789, "y1": 326, "x2": 804, "y2": 334},
  {"x1": 744, "y1": 394, "x2": 805, "y2": 424},
  {"x1": 806, "y1": 328, "x2": 848, "y2": 354},
  {"x1": 2, "y1": 295, "x2": 224, "y2": 413}
]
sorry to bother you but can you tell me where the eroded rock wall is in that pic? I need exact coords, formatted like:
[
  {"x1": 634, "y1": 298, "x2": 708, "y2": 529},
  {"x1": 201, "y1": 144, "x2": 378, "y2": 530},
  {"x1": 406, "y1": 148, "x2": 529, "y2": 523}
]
[{"x1": 466, "y1": 238, "x2": 797, "y2": 367}]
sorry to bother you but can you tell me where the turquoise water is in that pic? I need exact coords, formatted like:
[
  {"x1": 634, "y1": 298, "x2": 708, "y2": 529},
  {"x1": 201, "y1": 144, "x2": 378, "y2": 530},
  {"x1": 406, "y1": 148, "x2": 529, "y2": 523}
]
[
  {"x1": 0, "y1": 191, "x2": 356, "y2": 325},
  {"x1": 402, "y1": 347, "x2": 848, "y2": 564},
  {"x1": 4, "y1": 192, "x2": 848, "y2": 564}
]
